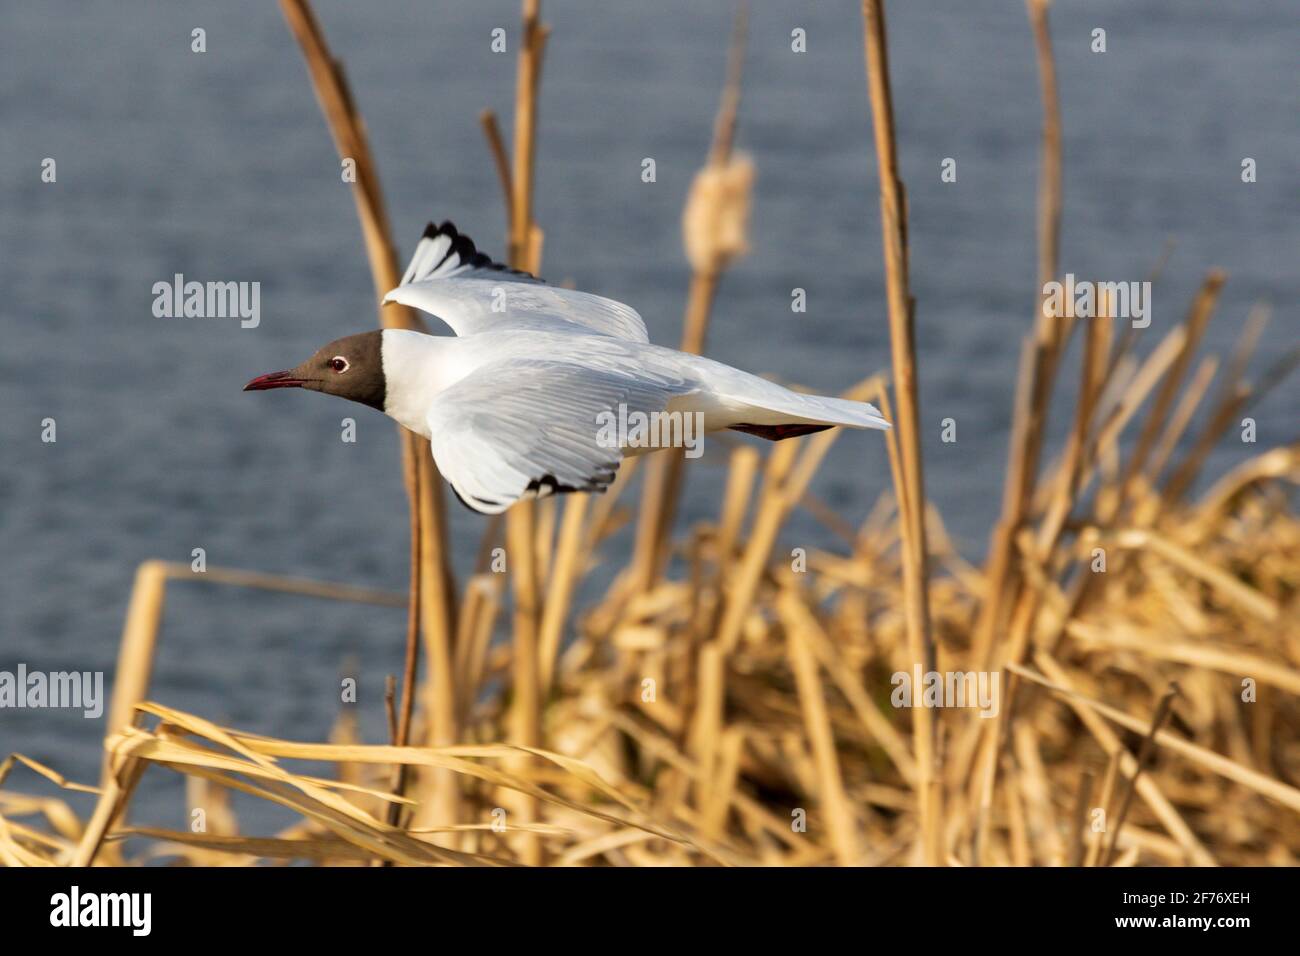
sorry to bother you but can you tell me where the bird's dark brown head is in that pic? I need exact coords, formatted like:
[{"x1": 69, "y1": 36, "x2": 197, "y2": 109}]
[{"x1": 244, "y1": 330, "x2": 386, "y2": 411}]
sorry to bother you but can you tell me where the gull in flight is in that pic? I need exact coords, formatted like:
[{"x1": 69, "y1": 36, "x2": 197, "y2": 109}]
[{"x1": 245, "y1": 221, "x2": 889, "y2": 513}]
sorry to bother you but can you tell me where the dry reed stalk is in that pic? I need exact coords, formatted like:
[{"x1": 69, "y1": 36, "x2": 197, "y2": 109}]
[
  {"x1": 416, "y1": 450, "x2": 461, "y2": 833},
  {"x1": 101, "y1": 559, "x2": 407, "y2": 781},
  {"x1": 1067, "y1": 769, "x2": 1094, "y2": 866},
  {"x1": 95, "y1": 701, "x2": 706, "y2": 864},
  {"x1": 158, "y1": 564, "x2": 406, "y2": 606},
  {"x1": 1163, "y1": 343, "x2": 1299, "y2": 504},
  {"x1": 1003, "y1": 762, "x2": 1032, "y2": 866},
  {"x1": 631, "y1": 3, "x2": 751, "y2": 593},
  {"x1": 601, "y1": 709, "x2": 806, "y2": 854},
  {"x1": 779, "y1": 588, "x2": 862, "y2": 865},
  {"x1": 1194, "y1": 447, "x2": 1298, "y2": 523},
  {"x1": 479, "y1": 109, "x2": 514, "y2": 229},
  {"x1": 498, "y1": 0, "x2": 550, "y2": 866},
  {"x1": 973, "y1": 0, "x2": 1067, "y2": 669},
  {"x1": 687, "y1": 642, "x2": 726, "y2": 821},
  {"x1": 101, "y1": 561, "x2": 169, "y2": 764},
  {"x1": 860, "y1": 0, "x2": 941, "y2": 865},
  {"x1": 277, "y1": 0, "x2": 459, "y2": 831},
  {"x1": 699, "y1": 726, "x2": 745, "y2": 839},
  {"x1": 70, "y1": 758, "x2": 147, "y2": 868},
  {"x1": 1216, "y1": 304, "x2": 1270, "y2": 406},
  {"x1": 1105, "y1": 528, "x2": 1278, "y2": 622},
  {"x1": 505, "y1": 504, "x2": 542, "y2": 863},
  {"x1": 1082, "y1": 324, "x2": 1191, "y2": 498},
  {"x1": 538, "y1": 495, "x2": 591, "y2": 692},
  {"x1": 64, "y1": 559, "x2": 406, "y2": 862},
  {"x1": 1119, "y1": 273, "x2": 1224, "y2": 491},
  {"x1": 508, "y1": 0, "x2": 548, "y2": 272},
  {"x1": 1145, "y1": 355, "x2": 1219, "y2": 485},
  {"x1": 386, "y1": 447, "x2": 424, "y2": 828},
  {"x1": 1034, "y1": 310, "x2": 1109, "y2": 556},
  {"x1": 801, "y1": 611, "x2": 917, "y2": 785},
  {"x1": 961, "y1": 290, "x2": 1220, "y2": 780},
  {"x1": 1101, "y1": 683, "x2": 1180, "y2": 866},
  {"x1": 1013, "y1": 723, "x2": 1065, "y2": 865},
  {"x1": 712, "y1": 380, "x2": 878, "y2": 654},
  {"x1": 1085, "y1": 750, "x2": 1122, "y2": 866},
  {"x1": 535, "y1": 497, "x2": 558, "y2": 588},
  {"x1": 454, "y1": 576, "x2": 503, "y2": 727},
  {"x1": 1016, "y1": 657, "x2": 1216, "y2": 865},
  {"x1": 1027, "y1": 0, "x2": 1062, "y2": 298},
  {"x1": 1020, "y1": 657, "x2": 1300, "y2": 814}
]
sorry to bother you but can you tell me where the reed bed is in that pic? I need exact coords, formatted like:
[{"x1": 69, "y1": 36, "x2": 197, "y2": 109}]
[{"x1": 2, "y1": 0, "x2": 1296, "y2": 867}]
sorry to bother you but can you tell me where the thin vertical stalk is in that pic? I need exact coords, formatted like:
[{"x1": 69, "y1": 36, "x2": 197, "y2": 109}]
[
  {"x1": 860, "y1": 0, "x2": 941, "y2": 865},
  {"x1": 386, "y1": 446, "x2": 422, "y2": 828},
  {"x1": 780, "y1": 589, "x2": 863, "y2": 866},
  {"x1": 502, "y1": 0, "x2": 549, "y2": 866},
  {"x1": 631, "y1": 4, "x2": 748, "y2": 592},
  {"x1": 278, "y1": 0, "x2": 458, "y2": 830},
  {"x1": 972, "y1": 0, "x2": 1065, "y2": 667},
  {"x1": 538, "y1": 495, "x2": 590, "y2": 692},
  {"x1": 1102, "y1": 684, "x2": 1181, "y2": 866}
]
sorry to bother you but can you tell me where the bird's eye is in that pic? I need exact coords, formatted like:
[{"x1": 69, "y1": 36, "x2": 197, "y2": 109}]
[{"x1": 330, "y1": 356, "x2": 350, "y2": 373}]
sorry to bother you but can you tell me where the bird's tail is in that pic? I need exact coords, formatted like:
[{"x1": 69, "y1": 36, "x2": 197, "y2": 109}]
[{"x1": 723, "y1": 387, "x2": 891, "y2": 441}]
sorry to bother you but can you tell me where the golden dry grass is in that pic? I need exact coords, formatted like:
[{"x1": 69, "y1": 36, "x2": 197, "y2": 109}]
[{"x1": 1, "y1": 0, "x2": 1296, "y2": 867}]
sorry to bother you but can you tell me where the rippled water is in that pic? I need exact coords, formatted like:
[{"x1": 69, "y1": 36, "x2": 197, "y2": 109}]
[{"x1": 1, "y1": 0, "x2": 1294, "y2": 833}]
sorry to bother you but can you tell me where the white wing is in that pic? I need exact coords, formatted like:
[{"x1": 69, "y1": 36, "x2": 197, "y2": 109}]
[
  {"x1": 383, "y1": 222, "x2": 649, "y2": 343},
  {"x1": 426, "y1": 358, "x2": 688, "y2": 514}
]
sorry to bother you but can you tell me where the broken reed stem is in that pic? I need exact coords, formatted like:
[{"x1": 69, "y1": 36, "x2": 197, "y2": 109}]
[
  {"x1": 860, "y1": 0, "x2": 941, "y2": 865},
  {"x1": 99, "y1": 560, "x2": 407, "y2": 785},
  {"x1": 1120, "y1": 272, "x2": 1224, "y2": 493},
  {"x1": 79, "y1": 562, "x2": 165, "y2": 863},
  {"x1": 278, "y1": 0, "x2": 459, "y2": 828},
  {"x1": 71, "y1": 756, "x2": 147, "y2": 867},
  {"x1": 100, "y1": 561, "x2": 169, "y2": 780},
  {"x1": 480, "y1": 109, "x2": 514, "y2": 230}
]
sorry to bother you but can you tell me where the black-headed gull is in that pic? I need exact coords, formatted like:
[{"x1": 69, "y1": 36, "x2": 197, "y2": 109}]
[{"x1": 245, "y1": 222, "x2": 889, "y2": 513}]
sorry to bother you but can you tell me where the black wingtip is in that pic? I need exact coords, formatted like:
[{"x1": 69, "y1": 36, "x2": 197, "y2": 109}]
[
  {"x1": 412, "y1": 220, "x2": 539, "y2": 283},
  {"x1": 422, "y1": 220, "x2": 464, "y2": 240}
]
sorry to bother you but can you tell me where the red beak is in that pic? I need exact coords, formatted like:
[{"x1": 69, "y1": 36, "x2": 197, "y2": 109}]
[{"x1": 243, "y1": 370, "x2": 306, "y2": 391}]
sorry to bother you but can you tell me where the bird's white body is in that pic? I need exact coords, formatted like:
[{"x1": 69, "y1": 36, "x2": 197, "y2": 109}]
[
  {"x1": 379, "y1": 327, "x2": 885, "y2": 444},
  {"x1": 369, "y1": 222, "x2": 888, "y2": 513}
]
